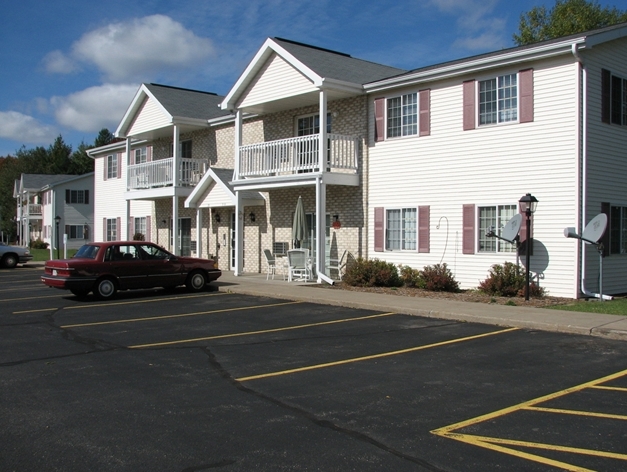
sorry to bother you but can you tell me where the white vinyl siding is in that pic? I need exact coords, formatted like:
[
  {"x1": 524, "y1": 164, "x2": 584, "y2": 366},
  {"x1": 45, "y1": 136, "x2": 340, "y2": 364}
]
[
  {"x1": 369, "y1": 56, "x2": 580, "y2": 297},
  {"x1": 240, "y1": 53, "x2": 318, "y2": 109},
  {"x1": 127, "y1": 97, "x2": 170, "y2": 136}
]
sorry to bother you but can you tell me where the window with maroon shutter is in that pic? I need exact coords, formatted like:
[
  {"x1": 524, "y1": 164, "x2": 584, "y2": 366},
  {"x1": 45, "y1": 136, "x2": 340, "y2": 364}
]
[
  {"x1": 374, "y1": 98, "x2": 385, "y2": 142},
  {"x1": 374, "y1": 207, "x2": 384, "y2": 251},
  {"x1": 519, "y1": 68, "x2": 533, "y2": 123},
  {"x1": 419, "y1": 89, "x2": 430, "y2": 137},
  {"x1": 462, "y1": 204, "x2": 475, "y2": 254},
  {"x1": 463, "y1": 80, "x2": 476, "y2": 130},
  {"x1": 418, "y1": 206, "x2": 430, "y2": 253},
  {"x1": 116, "y1": 217, "x2": 121, "y2": 240}
]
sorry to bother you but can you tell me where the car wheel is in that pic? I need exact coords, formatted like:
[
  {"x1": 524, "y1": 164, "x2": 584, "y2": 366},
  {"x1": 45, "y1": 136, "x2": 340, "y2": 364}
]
[
  {"x1": 70, "y1": 289, "x2": 90, "y2": 298},
  {"x1": 2, "y1": 254, "x2": 18, "y2": 269},
  {"x1": 186, "y1": 270, "x2": 206, "y2": 292},
  {"x1": 94, "y1": 277, "x2": 117, "y2": 300}
]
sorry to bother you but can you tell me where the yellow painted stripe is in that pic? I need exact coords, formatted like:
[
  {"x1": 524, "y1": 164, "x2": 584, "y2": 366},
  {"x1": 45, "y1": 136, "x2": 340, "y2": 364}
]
[
  {"x1": 61, "y1": 301, "x2": 302, "y2": 328},
  {"x1": 236, "y1": 327, "x2": 518, "y2": 382},
  {"x1": 442, "y1": 433, "x2": 596, "y2": 472},
  {"x1": 129, "y1": 312, "x2": 397, "y2": 348},
  {"x1": 431, "y1": 367, "x2": 627, "y2": 436},
  {"x1": 591, "y1": 385, "x2": 627, "y2": 392},
  {"x1": 2, "y1": 294, "x2": 62, "y2": 302},
  {"x1": 13, "y1": 292, "x2": 228, "y2": 314},
  {"x1": 524, "y1": 405, "x2": 627, "y2": 421}
]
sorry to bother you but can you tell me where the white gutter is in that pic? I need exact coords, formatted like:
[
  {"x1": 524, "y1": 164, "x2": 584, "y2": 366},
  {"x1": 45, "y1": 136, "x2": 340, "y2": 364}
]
[{"x1": 572, "y1": 43, "x2": 611, "y2": 300}]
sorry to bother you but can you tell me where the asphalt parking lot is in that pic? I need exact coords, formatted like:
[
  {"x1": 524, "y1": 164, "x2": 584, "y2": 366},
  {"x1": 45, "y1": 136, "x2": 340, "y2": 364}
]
[{"x1": 2, "y1": 266, "x2": 627, "y2": 471}]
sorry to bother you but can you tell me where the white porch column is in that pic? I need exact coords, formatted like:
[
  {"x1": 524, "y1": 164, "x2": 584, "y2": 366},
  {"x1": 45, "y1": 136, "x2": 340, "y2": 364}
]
[
  {"x1": 126, "y1": 137, "x2": 132, "y2": 190},
  {"x1": 196, "y1": 208, "x2": 203, "y2": 258},
  {"x1": 234, "y1": 192, "x2": 244, "y2": 276},
  {"x1": 319, "y1": 90, "x2": 327, "y2": 171},
  {"x1": 315, "y1": 176, "x2": 326, "y2": 281},
  {"x1": 234, "y1": 110, "x2": 242, "y2": 179},
  {"x1": 173, "y1": 125, "x2": 180, "y2": 186},
  {"x1": 172, "y1": 196, "x2": 179, "y2": 255}
]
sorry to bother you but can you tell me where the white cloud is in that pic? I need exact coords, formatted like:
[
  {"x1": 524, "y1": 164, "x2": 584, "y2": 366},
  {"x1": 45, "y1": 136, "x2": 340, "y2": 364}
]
[
  {"x1": 50, "y1": 84, "x2": 138, "y2": 133},
  {"x1": 0, "y1": 111, "x2": 58, "y2": 145},
  {"x1": 42, "y1": 50, "x2": 79, "y2": 74},
  {"x1": 65, "y1": 14, "x2": 215, "y2": 82}
]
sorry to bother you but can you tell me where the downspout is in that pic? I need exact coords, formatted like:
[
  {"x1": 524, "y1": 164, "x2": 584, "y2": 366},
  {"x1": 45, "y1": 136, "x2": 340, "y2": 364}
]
[{"x1": 572, "y1": 44, "x2": 608, "y2": 299}]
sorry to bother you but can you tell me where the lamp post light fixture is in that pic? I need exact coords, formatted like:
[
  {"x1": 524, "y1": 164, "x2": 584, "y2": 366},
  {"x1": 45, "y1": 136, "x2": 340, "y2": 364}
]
[
  {"x1": 54, "y1": 215, "x2": 61, "y2": 260},
  {"x1": 518, "y1": 194, "x2": 538, "y2": 301}
]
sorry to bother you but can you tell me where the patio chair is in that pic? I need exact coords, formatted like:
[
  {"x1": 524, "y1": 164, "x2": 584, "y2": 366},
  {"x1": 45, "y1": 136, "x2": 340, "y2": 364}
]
[
  {"x1": 328, "y1": 249, "x2": 347, "y2": 280},
  {"x1": 287, "y1": 249, "x2": 311, "y2": 282},
  {"x1": 264, "y1": 249, "x2": 278, "y2": 280}
]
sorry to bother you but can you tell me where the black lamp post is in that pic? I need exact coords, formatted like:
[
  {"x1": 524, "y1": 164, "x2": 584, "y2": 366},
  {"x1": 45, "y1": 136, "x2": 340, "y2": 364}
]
[
  {"x1": 518, "y1": 194, "x2": 538, "y2": 301},
  {"x1": 54, "y1": 215, "x2": 61, "y2": 259}
]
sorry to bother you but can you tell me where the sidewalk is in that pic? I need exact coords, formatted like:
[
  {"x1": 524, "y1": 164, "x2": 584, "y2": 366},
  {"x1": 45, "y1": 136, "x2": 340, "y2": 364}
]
[{"x1": 215, "y1": 271, "x2": 627, "y2": 342}]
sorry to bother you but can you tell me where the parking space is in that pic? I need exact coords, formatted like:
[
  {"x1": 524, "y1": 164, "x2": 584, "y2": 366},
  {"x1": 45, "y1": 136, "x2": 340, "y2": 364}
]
[{"x1": 2, "y1": 266, "x2": 627, "y2": 471}]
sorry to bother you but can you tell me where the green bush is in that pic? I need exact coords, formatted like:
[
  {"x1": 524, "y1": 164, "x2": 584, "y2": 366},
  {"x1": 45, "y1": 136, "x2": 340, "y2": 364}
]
[
  {"x1": 421, "y1": 263, "x2": 460, "y2": 292},
  {"x1": 30, "y1": 238, "x2": 49, "y2": 249},
  {"x1": 399, "y1": 265, "x2": 424, "y2": 288},
  {"x1": 479, "y1": 262, "x2": 545, "y2": 298},
  {"x1": 343, "y1": 258, "x2": 402, "y2": 287}
]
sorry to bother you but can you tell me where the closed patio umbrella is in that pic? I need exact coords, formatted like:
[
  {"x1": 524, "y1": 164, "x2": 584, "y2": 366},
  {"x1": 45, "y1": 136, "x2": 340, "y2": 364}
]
[{"x1": 292, "y1": 196, "x2": 308, "y2": 248}]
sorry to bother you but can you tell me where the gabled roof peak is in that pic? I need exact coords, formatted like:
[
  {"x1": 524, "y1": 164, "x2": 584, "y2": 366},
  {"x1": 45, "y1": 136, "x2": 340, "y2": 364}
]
[{"x1": 147, "y1": 83, "x2": 219, "y2": 96}]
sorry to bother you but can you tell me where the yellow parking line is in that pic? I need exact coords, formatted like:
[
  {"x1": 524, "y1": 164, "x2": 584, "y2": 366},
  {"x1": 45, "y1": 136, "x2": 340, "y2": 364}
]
[
  {"x1": 592, "y1": 385, "x2": 627, "y2": 392},
  {"x1": 129, "y1": 312, "x2": 397, "y2": 348},
  {"x1": 236, "y1": 327, "x2": 518, "y2": 382},
  {"x1": 3, "y1": 294, "x2": 62, "y2": 302},
  {"x1": 14, "y1": 292, "x2": 227, "y2": 314},
  {"x1": 61, "y1": 301, "x2": 302, "y2": 328},
  {"x1": 525, "y1": 405, "x2": 627, "y2": 421}
]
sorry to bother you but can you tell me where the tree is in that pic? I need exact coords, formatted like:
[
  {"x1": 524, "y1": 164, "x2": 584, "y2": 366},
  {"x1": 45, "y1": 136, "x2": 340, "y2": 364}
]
[
  {"x1": 514, "y1": 0, "x2": 627, "y2": 46},
  {"x1": 94, "y1": 128, "x2": 114, "y2": 148}
]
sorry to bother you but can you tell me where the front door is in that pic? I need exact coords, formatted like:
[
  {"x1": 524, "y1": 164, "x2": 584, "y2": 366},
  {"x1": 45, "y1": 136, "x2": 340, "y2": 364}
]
[
  {"x1": 179, "y1": 218, "x2": 192, "y2": 256},
  {"x1": 230, "y1": 212, "x2": 244, "y2": 270},
  {"x1": 302, "y1": 213, "x2": 331, "y2": 272}
]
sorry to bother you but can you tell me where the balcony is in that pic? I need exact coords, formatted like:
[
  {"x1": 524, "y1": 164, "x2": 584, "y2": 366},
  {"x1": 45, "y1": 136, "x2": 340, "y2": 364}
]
[
  {"x1": 238, "y1": 134, "x2": 359, "y2": 179},
  {"x1": 127, "y1": 158, "x2": 207, "y2": 191},
  {"x1": 23, "y1": 204, "x2": 42, "y2": 218}
]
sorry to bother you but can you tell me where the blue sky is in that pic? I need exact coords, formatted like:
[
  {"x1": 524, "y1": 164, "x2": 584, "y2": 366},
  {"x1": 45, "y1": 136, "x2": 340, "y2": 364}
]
[{"x1": 1, "y1": 0, "x2": 624, "y2": 157}]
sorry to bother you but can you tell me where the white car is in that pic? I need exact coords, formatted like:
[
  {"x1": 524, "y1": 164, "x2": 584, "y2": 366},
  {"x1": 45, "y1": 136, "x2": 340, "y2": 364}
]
[{"x1": 0, "y1": 242, "x2": 33, "y2": 268}]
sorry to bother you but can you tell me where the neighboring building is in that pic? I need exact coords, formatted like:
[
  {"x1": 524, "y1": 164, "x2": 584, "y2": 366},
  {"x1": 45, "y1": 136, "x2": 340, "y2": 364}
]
[
  {"x1": 87, "y1": 24, "x2": 627, "y2": 298},
  {"x1": 14, "y1": 173, "x2": 94, "y2": 251}
]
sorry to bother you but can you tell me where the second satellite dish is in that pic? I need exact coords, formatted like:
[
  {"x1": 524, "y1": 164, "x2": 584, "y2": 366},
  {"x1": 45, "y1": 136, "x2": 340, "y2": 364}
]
[{"x1": 564, "y1": 213, "x2": 607, "y2": 244}]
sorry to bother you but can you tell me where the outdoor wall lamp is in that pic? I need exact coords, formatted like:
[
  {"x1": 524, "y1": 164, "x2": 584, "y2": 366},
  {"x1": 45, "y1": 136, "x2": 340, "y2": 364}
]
[
  {"x1": 518, "y1": 193, "x2": 538, "y2": 301},
  {"x1": 249, "y1": 212, "x2": 256, "y2": 222},
  {"x1": 214, "y1": 212, "x2": 220, "y2": 223}
]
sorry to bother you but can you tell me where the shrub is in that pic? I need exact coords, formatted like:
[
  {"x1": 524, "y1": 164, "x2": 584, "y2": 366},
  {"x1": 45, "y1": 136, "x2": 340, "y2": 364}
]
[
  {"x1": 420, "y1": 263, "x2": 460, "y2": 292},
  {"x1": 30, "y1": 238, "x2": 49, "y2": 249},
  {"x1": 343, "y1": 258, "x2": 402, "y2": 287},
  {"x1": 132, "y1": 232, "x2": 146, "y2": 241},
  {"x1": 399, "y1": 265, "x2": 424, "y2": 288},
  {"x1": 479, "y1": 262, "x2": 545, "y2": 298}
]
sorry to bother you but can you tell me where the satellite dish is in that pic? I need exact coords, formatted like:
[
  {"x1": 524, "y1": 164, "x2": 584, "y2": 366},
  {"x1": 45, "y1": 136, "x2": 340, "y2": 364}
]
[
  {"x1": 502, "y1": 214, "x2": 523, "y2": 243},
  {"x1": 581, "y1": 213, "x2": 607, "y2": 244}
]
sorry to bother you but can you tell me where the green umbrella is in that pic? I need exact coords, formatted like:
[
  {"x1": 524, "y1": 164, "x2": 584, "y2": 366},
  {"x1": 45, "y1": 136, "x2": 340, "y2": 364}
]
[{"x1": 292, "y1": 196, "x2": 308, "y2": 248}]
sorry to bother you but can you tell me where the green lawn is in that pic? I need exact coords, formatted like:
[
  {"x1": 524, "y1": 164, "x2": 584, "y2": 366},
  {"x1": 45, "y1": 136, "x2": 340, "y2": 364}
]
[
  {"x1": 548, "y1": 298, "x2": 627, "y2": 316},
  {"x1": 30, "y1": 248, "x2": 77, "y2": 261}
]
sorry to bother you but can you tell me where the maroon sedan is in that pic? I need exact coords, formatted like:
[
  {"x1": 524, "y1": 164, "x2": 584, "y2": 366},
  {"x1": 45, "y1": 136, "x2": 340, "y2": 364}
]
[{"x1": 41, "y1": 241, "x2": 221, "y2": 299}]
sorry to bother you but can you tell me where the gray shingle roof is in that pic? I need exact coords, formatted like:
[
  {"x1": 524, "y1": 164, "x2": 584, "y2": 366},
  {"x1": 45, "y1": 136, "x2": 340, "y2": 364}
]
[
  {"x1": 21, "y1": 174, "x2": 77, "y2": 191},
  {"x1": 273, "y1": 38, "x2": 406, "y2": 85},
  {"x1": 144, "y1": 84, "x2": 231, "y2": 121},
  {"x1": 210, "y1": 168, "x2": 263, "y2": 202}
]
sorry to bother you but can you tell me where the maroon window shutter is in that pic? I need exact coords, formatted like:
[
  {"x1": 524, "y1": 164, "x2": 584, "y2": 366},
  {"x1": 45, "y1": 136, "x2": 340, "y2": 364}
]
[
  {"x1": 519, "y1": 69, "x2": 533, "y2": 123},
  {"x1": 374, "y1": 98, "x2": 385, "y2": 142},
  {"x1": 104, "y1": 157, "x2": 108, "y2": 181},
  {"x1": 463, "y1": 80, "x2": 476, "y2": 131},
  {"x1": 419, "y1": 89, "x2": 430, "y2": 137},
  {"x1": 462, "y1": 204, "x2": 475, "y2": 254},
  {"x1": 130, "y1": 149, "x2": 135, "y2": 166},
  {"x1": 601, "y1": 69, "x2": 611, "y2": 124},
  {"x1": 65, "y1": 189, "x2": 70, "y2": 203},
  {"x1": 84, "y1": 190, "x2": 89, "y2": 205},
  {"x1": 374, "y1": 207, "x2": 384, "y2": 252},
  {"x1": 129, "y1": 217, "x2": 134, "y2": 238},
  {"x1": 601, "y1": 202, "x2": 610, "y2": 257},
  {"x1": 147, "y1": 146, "x2": 153, "y2": 162},
  {"x1": 65, "y1": 225, "x2": 69, "y2": 237},
  {"x1": 103, "y1": 218, "x2": 107, "y2": 241},
  {"x1": 518, "y1": 209, "x2": 535, "y2": 256},
  {"x1": 418, "y1": 205, "x2": 430, "y2": 253},
  {"x1": 146, "y1": 215, "x2": 152, "y2": 241},
  {"x1": 117, "y1": 153, "x2": 122, "y2": 179},
  {"x1": 116, "y1": 217, "x2": 121, "y2": 240}
]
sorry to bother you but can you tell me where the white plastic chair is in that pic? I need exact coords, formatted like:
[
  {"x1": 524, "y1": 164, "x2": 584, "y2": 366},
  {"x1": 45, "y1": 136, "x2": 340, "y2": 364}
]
[
  {"x1": 263, "y1": 249, "x2": 277, "y2": 280},
  {"x1": 328, "y1": 249, "x2": 347, "y2": 280},
  {"x1": 287, "y1": 249, "x2": 311, "y2": 282}
]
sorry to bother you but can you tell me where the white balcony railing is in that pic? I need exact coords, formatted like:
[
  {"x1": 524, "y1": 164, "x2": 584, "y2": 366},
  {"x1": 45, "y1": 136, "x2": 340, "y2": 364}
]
[
  {"x1": 239, "y1": 134, "x2": 359, "y2": 178},
  {"x1": 127, "y1": 158, "x2": 206, "y2": 190},
  {"x1": 27, "y1": 204, "x2": 42, "y2": 216}
]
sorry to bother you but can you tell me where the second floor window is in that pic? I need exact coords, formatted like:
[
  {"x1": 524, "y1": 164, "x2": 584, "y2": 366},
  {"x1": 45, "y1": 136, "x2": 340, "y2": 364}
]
[
  {"x1": 107, "y1": 155, "x2": 118, "y2": 179},
  {"x1": 135, "y1": 148, "x2": 147, "y2": 164},
  {"x1": 387, "y1": 93, "x2": 417, "y2": 138},
  {"x1": 479, "y1": 74, "x2": 517, "y2": 125},
  {"x1": 170, "y1": 140, "x2": 192, "y2": 158}
]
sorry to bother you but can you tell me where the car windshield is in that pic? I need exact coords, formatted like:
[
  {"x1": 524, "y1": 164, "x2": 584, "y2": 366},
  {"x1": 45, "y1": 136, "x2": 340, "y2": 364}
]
[{"x1": 74, "y1": 245, "x2": 100, "y2": 259}]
